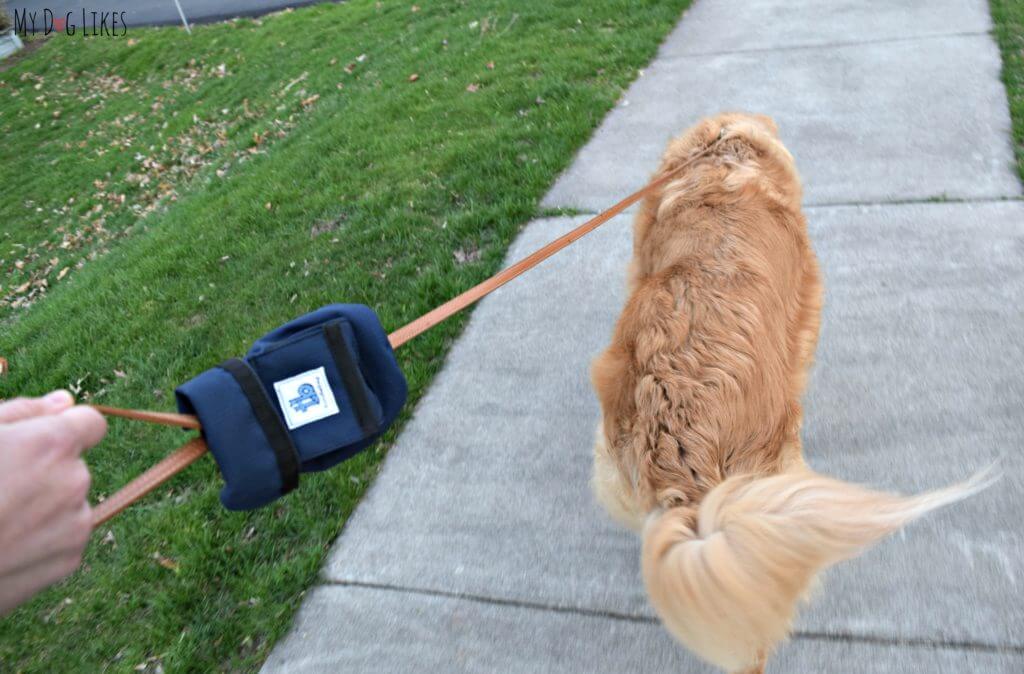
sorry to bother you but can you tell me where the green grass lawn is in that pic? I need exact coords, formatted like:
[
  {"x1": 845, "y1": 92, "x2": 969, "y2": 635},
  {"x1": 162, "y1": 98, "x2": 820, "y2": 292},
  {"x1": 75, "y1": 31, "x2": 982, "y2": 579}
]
[
  {"x1": 992, "y1": 0, "x2": 1024, "y2": 181},
  {"x1": 0, "y1": 1, "x2": 690, "y2": 671}
]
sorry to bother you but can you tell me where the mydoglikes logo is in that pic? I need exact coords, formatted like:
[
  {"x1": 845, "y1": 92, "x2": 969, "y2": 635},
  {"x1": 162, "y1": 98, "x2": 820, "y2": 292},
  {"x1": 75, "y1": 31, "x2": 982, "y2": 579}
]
[
  {"x1": 12, "y1": 8, "x2": 129, "y2": 37},
  {"x1": 272, "y1": 366, "x2": 340, "y2": 430}
]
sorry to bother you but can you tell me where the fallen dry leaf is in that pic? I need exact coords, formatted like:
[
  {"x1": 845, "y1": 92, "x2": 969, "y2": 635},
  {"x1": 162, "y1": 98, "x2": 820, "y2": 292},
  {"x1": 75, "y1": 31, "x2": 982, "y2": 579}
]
[
  {"x1": 152, "y1": 552, "x2": 179, "y2": 571},
  {"x1": 68, "y1": 376, "x2": 86, "y2": 396},
  {"x1": 133, "y1": 656, "x2": 164, "y2": 674},
  {"x1": 282, "y1": 71, "x2": 308, "y2": 93},
  {"x1": 42, "y1": 597, "x2": 73, "y2": 624},
  {"x1": 453, "y1": 246, "x2": 481, "y2": 264}
]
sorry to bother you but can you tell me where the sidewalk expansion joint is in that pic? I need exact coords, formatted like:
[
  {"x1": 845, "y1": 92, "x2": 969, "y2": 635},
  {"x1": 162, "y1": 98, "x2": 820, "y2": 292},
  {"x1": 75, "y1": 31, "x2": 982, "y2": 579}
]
[
  {"x1": 796, "y1": 630, "x2": 1024, "y2": 656},
  {"x1": 804, "y1": 195, "x2": 1024, "y2": 209},
  {"x1": 320, "y1": 578, "x2": 1024, "y2": 655},
  {"x1": 321, "y1": 578, "x2": 654, "y2": 624},
  {"x1": 550, "y1": 195, "x2": 1023, "y2": 219},
  {"x1": 670, "y1": 29, "x2": 992, "y2": 60}
]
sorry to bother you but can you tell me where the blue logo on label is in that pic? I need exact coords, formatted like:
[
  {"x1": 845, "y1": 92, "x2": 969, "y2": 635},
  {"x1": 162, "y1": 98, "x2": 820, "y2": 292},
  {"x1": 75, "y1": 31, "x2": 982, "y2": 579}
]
[{"x1": 289, "y1": 383, "x2": 320, "y2": 413}]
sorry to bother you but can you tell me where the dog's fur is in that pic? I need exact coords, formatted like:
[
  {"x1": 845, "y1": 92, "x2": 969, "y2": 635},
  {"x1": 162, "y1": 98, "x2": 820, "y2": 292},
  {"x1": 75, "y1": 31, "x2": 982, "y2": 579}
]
[{"x1": 590, "y1": 113, "x2": 987, "y2": 673}]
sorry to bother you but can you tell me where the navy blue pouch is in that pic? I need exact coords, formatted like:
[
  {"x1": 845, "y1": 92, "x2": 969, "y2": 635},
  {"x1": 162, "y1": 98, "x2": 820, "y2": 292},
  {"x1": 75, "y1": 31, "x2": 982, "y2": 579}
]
[{"x1": 175, "y1": 304, "x2": 407, "y2": 510}]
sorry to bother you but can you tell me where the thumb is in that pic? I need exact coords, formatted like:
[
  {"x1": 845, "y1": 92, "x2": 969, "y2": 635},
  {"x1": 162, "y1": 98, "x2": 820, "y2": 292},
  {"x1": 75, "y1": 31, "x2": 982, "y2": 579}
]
[{"x1": 0, "y1": 390, "x2": 75, "y2": 424}]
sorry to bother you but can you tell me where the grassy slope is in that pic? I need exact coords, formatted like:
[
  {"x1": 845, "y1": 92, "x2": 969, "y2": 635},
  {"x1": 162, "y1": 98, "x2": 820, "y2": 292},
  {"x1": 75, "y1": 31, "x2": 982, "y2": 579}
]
[
  {"x1": 0, "y1": 1, "x2": 689, "y2": 671},
  {"x1": 992, "y1": 0, "x2": 1024, "y2": 180}
]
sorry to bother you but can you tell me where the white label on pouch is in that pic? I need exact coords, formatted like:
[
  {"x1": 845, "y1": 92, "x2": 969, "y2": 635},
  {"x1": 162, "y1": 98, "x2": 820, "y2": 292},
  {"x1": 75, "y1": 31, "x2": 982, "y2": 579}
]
[{"x1": 273, "y1": 366, "x2": 340, "y2": 430}]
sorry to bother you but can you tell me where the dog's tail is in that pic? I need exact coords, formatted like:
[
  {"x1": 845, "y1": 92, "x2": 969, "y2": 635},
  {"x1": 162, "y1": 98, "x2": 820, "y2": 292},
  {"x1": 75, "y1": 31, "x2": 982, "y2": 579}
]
[{"x1": 641, "y1": 468, "x2": 994, "y2": 672}]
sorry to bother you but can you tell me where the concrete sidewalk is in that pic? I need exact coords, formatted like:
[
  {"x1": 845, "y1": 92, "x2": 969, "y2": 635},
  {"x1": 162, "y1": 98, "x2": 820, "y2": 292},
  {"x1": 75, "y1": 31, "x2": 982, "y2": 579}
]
[{"x1": 264, "y1": 1, "x2": 1024, "y2": 672}]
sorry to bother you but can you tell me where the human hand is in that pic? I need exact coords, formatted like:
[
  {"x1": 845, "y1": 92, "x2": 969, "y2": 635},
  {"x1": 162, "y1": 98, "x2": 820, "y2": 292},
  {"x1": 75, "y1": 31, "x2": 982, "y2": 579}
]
[{"x1": 0, "y1": 391, "x2": 106, "y2": 615}]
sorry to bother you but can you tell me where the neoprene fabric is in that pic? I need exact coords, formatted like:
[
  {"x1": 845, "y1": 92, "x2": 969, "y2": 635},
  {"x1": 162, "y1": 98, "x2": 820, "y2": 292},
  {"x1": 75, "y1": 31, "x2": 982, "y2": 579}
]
[{"x1": 176, "y1": 304, "x2": 407, "y2": 510}]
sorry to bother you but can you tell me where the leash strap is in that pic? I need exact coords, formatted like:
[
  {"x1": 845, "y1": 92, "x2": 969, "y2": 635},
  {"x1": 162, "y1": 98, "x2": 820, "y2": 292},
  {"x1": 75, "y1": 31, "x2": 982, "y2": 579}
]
[
  {"x1": 91, "y1": 406, "x2": 201, "y2": 429},
  {"x1": 91, "y1": 438, "x2": 208, "y2": 525},
  {"x1": 89, "y1": 140, "x2": 723, "y2": 527}
]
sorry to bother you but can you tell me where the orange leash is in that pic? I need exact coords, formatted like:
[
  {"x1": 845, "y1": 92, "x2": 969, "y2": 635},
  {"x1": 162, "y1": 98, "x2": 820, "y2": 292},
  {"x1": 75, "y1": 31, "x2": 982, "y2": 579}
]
[
  {"x1": 89, "y1": 140, "x2": 723, "y2": 527},
  {"x1": 91, "y1": 439, "x2": 208, "y2": 525}
]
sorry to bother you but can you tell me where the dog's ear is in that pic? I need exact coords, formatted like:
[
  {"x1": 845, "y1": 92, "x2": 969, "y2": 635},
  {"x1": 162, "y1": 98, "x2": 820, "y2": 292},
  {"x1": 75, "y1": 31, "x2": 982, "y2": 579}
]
[
  {"x1": 751, "y1": 114, "x2": 778, "y2": 135},
  {"x1": 715, "y1": 112, "x2": 778, "y2": 136},
  {"x1": 660, "y1": 117, "x2": 724, "y2": 172},
  {"x1": 716, "y1": 117, "x2": 802, "y2": 210}
]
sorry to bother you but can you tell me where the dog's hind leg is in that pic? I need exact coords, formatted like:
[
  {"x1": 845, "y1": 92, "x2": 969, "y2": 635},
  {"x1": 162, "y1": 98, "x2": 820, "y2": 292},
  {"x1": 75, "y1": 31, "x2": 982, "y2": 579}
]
[
  {"x1": 789, "y1": 254, "x2": 823, "y2": 397},
  {"x1": 591, "y1": 423, "x2": 645, "y2": 532}
]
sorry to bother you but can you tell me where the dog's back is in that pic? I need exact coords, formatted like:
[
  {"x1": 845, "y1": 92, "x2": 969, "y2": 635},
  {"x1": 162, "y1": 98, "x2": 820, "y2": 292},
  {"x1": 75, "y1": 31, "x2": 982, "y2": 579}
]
[
  {"x1": 590, "y1": 113, "x2": 989, "y2": 673},
  {"x1": 592, "y1": 113, "x2": 820, "y2": 517}
]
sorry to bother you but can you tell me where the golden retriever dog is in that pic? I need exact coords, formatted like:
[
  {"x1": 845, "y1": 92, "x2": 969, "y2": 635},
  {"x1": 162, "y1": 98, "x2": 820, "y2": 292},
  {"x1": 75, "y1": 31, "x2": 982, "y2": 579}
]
[{"x1": 590, "y1": 113, "x2": 988, "y2": 673}]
